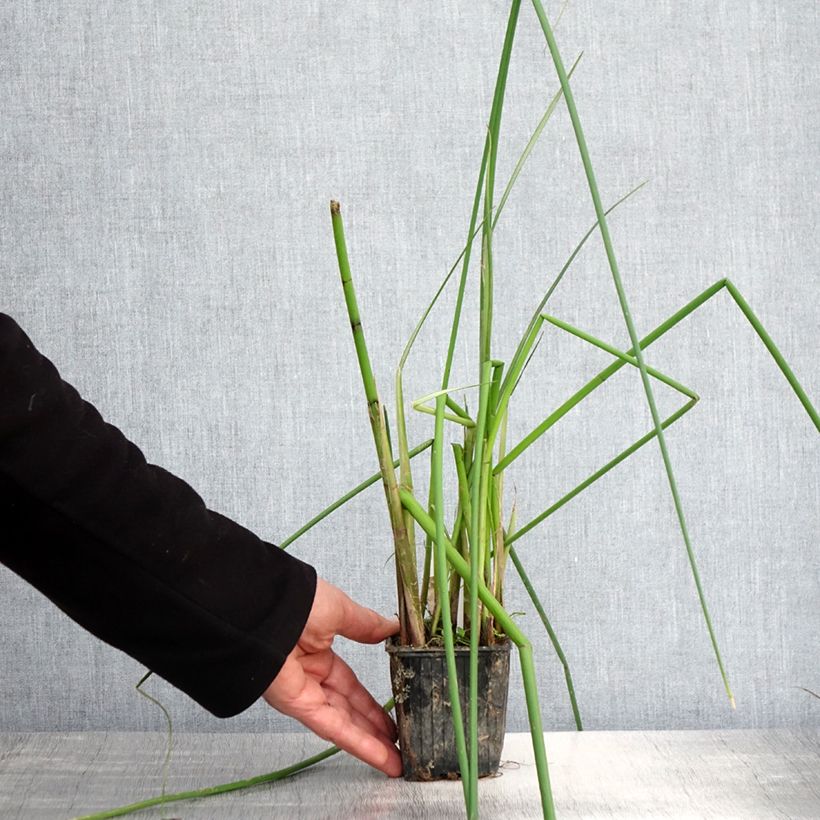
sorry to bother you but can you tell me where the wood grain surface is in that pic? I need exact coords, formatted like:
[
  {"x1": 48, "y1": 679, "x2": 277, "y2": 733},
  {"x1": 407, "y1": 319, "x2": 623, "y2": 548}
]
[{"x1": 0, "y1": 730, "x2": 817, "y2": 819}]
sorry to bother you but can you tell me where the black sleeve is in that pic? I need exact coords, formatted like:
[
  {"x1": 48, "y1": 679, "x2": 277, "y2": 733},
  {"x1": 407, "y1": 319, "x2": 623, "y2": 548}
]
[{"x1": 0, "y1": 313, "x2": 317, "y2": 718}]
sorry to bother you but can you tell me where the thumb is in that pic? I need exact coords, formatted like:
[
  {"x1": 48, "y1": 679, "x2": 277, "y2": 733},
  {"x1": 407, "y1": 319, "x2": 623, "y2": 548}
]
[{"x1": 337, "y1": 595, "x2": 400, "y2": 645}]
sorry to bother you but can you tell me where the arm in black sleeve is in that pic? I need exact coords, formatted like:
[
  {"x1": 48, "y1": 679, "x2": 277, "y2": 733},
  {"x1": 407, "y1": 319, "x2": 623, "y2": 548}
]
[{"x1": 0, "y1": 313, "x2": 317, "y2": 717}]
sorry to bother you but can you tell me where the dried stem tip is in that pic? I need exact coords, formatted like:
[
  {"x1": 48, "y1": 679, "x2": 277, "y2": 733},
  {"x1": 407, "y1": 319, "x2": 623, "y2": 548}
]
[{"x1": 330, "y1": 200, "x2": 341, "y2": 215}]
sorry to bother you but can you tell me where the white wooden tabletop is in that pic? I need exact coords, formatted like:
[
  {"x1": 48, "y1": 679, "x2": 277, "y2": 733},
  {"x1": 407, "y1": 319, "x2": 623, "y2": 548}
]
[{"x1": 0, "y1": 729, "x2": 817, "y2": 819}]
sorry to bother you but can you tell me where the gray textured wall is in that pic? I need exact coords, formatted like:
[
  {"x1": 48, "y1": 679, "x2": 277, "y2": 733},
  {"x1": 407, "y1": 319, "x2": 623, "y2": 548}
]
[{"x1": 1, "y1": 1, "x2": 817, "y2": 736}]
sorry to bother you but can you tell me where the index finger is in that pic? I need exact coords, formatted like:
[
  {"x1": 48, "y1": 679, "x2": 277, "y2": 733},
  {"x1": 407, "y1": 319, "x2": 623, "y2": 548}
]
[{"x1": 338, "y1": 597, "x2": 400, "y2": 645}]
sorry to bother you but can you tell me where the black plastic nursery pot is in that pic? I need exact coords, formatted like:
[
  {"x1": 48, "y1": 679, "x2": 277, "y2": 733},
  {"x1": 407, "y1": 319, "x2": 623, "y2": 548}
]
[{"x1": 386, "y1": 636, "x2": 511, "y2": 781}]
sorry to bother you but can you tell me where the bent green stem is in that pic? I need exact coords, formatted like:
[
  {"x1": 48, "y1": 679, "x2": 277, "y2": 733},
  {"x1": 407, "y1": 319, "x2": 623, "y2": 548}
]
[
  {"x1": 400, "y1": 489, "x2": 556, "y2": 820},
  {"x1": 508, "y1": 546, "x2": 582, "y2": 731}
]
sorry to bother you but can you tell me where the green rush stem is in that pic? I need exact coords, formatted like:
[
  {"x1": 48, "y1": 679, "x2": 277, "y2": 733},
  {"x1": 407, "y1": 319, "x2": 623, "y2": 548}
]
[
  {"x1": 391, "y1": 59, "x2": 580, "y2": 581},
  {"x1": 442, "y1": 142, "x2": 486, "y2": 394},
  {"x1": 543, "y1": 315, "x2": 698, "y2": 396},
  {"x1": 432, "y1": 394, "x2": 471, "y2": 809},
  {"x1": 332, "y1": 201, "x2": 376, "y2": 403},
  {"x1": 461, "y1": 427, "x2": 476, "y2": 629},
  {"x1": 420, "y1": 476, "x2": 436, "y2": 618},
  {"x1": 391, "y1": 57, "x2": 578, "y2": 625},
  {"x1": 490, "y1": 475, "x2": 506, "y2": 604},
  {"x1": 508, "y1": 546, "x2": 582, "y2": 730},
  {"x1": 479, "y1": 0, "x2": 518, "y2": 371},
  {"x1": 449, "y1": 506, "x2": 465, "y2": 626},
  {"x1": 331, "y1": 201, "x2": 425, "y2": 645},
  {"x1": 395, "y1": 17, "x2": 576, "y2": 396},
  {"x1": 430, "y1": 591, "x2": 443, "y2": 638},
  {"x1": 396, "y1": 49, "x2": 578, "y2": 400},
  {"x1": 502, "y1": 277, "x2": 818, "y2": 498},
  {"x1": 499, "y1": 281, "x2": 714, "y2": 471},
  {"x1": 530, "y1": 0, "x2": 735, "y2": 707},
  {"x1": 441, "y1": 0, "x2": 520, "y2": 391},
  {"x1": 79, "y1": 698, "x2": 396, "y2": 819},
  {"x1": 384, "y1": 408, "x2": 394, "y2": 458},
  {"x1": 724, "y1": 280, "x2": 819, "y2": 429},
  {"x1": 413, "y1": 402, "x2": 476, "y2": 428},
  {"x1": 133, "y1": 673, "x2": 173, "y2": 809},
  {"x1": 498, "y1": 179, "x2": 648, "y2": 404},
  {"x1": 432, "y1": 5, "x2": 523, "y2": 812},
  {"x1": 278, "y1": 439, "x2": 433, "y2": 550},
  {"x1": 508, "y1": 396, "x2": 696, "y2": 545},
  {"x1": 480, "y1": 187, "x2": 493, "y2": 370},
  {"x1": 506, "y1": 316, "x2": 699, "y2": 544},
  {"x1": 447, "y1": 395, "x2": 473, "y2": 422},
  {"x1": 489, "y1": 360, "x2": 505, "y2": 423},
  {"x1": 453, "y1": 443, "x2": 473, "y2": 630},
  {"x1": 496, "y1": 407, "x2": 508, "y2": 505},
  {"x1": 74, "y1": 747, "x2": 341, "y2": 820},
  {"x1": 468, "y1": 360, "x2": 493, "y2": 805},
  {"x1": 400, "y1": 489, "x2": 556, "y2": 820},
  {"x1": 490, "y1": 317, "x2": 544, "y2": 442},
  {"x1": 494, "y1": 52, "x2": 582, "y2": 222},
  {"x1": 395, "y1": 376, "x2": 417, "y2": 552},
  {"x1": 479, "y1": 456, "x2": 493, "y2": 628},
  {"x1": 490, "y1": 412, "x2": 510, "y2": 608},
  {"x1": 518, "y1": 643, "x2": 555, "y2": 820},
  {"x1": 493, "y1": 183, "x2": 648, "y2": 438}
]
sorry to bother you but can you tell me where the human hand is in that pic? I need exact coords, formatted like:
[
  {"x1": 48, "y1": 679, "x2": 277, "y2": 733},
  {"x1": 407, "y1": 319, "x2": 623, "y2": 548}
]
[{"x1": 262, "y1": 578, "x2": 402, "y2": 776}]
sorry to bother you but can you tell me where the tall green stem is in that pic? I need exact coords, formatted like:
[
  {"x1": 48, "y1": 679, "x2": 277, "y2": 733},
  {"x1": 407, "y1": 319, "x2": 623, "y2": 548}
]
[
  {"x1": 531, "y1": 0, "x2": 734, "y2": 705},
  {"x1": 467, "y1": 360, "x2": 493, "y2": 807},
  {"x1": 331, "y1": 201, "x2": 425, "y2": 646},
  {"x1": 429, "y1": 4, "x2": 523, "y2": 813},
  {"x1": 432, "y1": 393, "x2": 471, "y2": 809}
]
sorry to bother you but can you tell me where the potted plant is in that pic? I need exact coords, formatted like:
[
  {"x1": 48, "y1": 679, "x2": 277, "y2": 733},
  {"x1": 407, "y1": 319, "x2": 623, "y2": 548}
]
[
  {"x1": 324, "y1": 1, "x2": 818, "y2": 817},
  {"x1": 78, "y1": 2, "x2": 817, "y2": 819}
]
